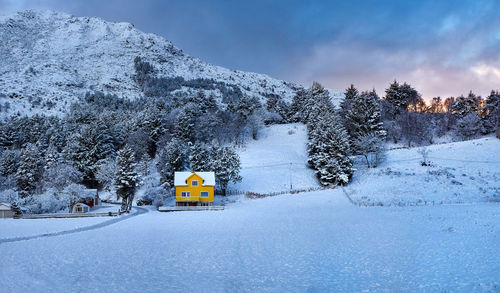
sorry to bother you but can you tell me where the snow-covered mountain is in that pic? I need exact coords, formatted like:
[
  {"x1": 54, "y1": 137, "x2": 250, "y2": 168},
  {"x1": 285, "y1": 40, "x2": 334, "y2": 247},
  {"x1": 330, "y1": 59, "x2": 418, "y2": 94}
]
[{"x1": 0, "y1": 10, "x2": 306, "y2": 116}]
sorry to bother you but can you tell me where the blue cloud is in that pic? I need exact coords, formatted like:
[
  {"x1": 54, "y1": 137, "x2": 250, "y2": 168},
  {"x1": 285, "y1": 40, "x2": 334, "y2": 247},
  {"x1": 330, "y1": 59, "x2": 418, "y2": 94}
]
[{"x1": 2, "y1": 0, "x2": 499, "y2": 98}]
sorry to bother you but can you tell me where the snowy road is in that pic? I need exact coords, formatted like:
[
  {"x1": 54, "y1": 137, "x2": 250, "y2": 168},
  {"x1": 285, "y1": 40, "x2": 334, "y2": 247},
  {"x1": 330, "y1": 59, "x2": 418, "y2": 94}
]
[
  {"x1": 1, "y1": 191, "x2": 499, "y2": 292},
  {"x1": 0, "y1": 207, "x2": 148, "y2": 244}
]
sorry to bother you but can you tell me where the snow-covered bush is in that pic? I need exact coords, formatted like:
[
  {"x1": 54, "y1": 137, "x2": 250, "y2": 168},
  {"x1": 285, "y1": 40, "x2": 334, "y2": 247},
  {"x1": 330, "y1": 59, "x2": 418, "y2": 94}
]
[
  {"x1": 59, "y1": 183, "x2": 87, "y2": 212},
  {"x1": 0, "y1": 189, "x2": 20, "y2": 204},
  {"x1": 23, "y1": 189, "x2": 67, "y2": 214},
  {"x1": 418, "y1": 146, "x2": 430, "y2": 166},
  {"x1": 138, "y1": 187, "x2": 168, "y2": 207}
]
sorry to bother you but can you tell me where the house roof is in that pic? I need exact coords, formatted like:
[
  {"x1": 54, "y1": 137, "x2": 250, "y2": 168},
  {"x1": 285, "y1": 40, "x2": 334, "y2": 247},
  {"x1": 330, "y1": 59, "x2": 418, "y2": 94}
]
[
  {"x1": 0, "y1": 202, "x2": 11, "y2": 210},
  {"x1": 74, "y1": 203, "x2": 90, "y2": 208},
  {"x1": 174, "y1": 172, "x2": 216, "y2": 186},
  {"x1": 82, "y1": 189, "x2": 97, "y2": 199}
]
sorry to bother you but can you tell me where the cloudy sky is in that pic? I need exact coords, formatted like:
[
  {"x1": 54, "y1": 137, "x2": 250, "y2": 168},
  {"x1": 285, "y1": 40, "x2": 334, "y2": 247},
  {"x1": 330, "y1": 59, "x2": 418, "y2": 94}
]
[{"x1": 1, "y1": 0, "x2": 499, "y2": 99}]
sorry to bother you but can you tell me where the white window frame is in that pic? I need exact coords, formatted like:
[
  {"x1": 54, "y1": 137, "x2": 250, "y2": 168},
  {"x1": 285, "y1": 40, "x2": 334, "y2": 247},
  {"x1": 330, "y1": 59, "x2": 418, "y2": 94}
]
[
  {"x1": 200, "y1": 191, "x2": 209, "y2": 198},
  {"x1": 191, "y1": 180, "x2": 199, "y2": 186},
  {"x1": 181, "y1": 191, "x2": 191, "y2": 197}
]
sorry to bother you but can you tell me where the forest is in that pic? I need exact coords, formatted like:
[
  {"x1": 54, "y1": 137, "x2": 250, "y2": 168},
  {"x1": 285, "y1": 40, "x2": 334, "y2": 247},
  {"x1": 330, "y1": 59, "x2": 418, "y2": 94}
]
[{"x1": 0, "y1": 57, "x2": 498, "y2": 213}]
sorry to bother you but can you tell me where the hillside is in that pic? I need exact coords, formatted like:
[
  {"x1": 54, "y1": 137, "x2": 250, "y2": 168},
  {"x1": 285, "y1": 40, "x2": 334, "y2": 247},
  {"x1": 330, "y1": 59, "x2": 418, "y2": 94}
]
[
  {"x1": 232, "y1": 123, "x2": 319, "y2": 194},
  {"x1": 0, "y1": 10, "x2": 308, "y2": 116},
  {"x1": 346, "y1": 136, "x2": 500, "y2": 206}
]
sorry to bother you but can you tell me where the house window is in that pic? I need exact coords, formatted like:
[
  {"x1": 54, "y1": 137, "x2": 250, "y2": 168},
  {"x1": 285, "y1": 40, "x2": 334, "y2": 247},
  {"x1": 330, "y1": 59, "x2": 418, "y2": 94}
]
[
  {"x1": 200, "y1": 191, "x2": 209, "y2": 198},
  {"x1": 191, "y1": 180, "x2": 198, "y2": 186},
  {"x1": 181, "y1": 191, "x2": 190, "y2": 197}
]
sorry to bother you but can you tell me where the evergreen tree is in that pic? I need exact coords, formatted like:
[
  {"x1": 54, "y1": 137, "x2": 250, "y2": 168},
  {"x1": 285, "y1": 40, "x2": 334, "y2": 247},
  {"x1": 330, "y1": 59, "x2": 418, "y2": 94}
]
[
  {"x1": 293, "y1": 82, "x2": 332, "y2": 124},
  {"x1": 455, "y1": 112, "x2": 481, "y2": 140},
  {"x1": 450, "y1": 91, "x2": 482, "y2": 117},
  {"x1": 64, "y1": 123, "x2": 114, "y2": 188},
  {"x1": 0, "y1": 121, "x2": 15, "y2": 147},
  {"x1": 44, "y1": 145, "x2": 60, "y2": 170},
  {"x1": 482, "y1": 90, "x2": 500, "y2": 133},
  {"x1": 339, "y1": 84, "x2": 359, "y2": 120},
  {"x1": 0, "y1": 149, "x2": 20, "y2": 177},
  {"x1": 16, "y1": 143, "x2": 43, "y2": 197},
  {"x1": 289, "y1": 89, "x2": 308, "y2": 122},
  {"x1": 10, "y1": 201, "x2": 22, "y2": 215},
  {"x1": 189, "y1": 142, "x2": 212, "y2": 172},
  {"x1": 346, "y1": 89, "x2": 386, "y2": 157},
  {"x1": 307, "y1": 113, "x2": 353, "y2": 185},
  {"x1": 115, "y1": 145, "x2": 138, "y2": 212},
  {"x1": 384, "y1": 81, "x2": 422, "y2": 114},
  {"x1": 266, "y1": 94, "x2": 289, "y2": 122},
  {"x1": 156, "y1": 139, "x2": 186, "y2": 187},
  {"x1": 210, "y1": 145, "x2": 241, "y2": 196},
  {"x1": 174, "y1": 104, "x2": 199, "y2": 143}
]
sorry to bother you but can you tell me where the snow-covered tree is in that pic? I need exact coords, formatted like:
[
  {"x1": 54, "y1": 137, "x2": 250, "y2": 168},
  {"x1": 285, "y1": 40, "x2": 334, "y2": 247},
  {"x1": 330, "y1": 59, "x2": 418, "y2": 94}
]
[
  {"x1": 43, "y1": 161, "x2": 82, "y2": 192},
  {"x1": 339, "y1": 84, "x2": 359, "y2": 120},
  {"x1": 266, "y1": 94, "x2": 289, "y2": 122},
  {"x1": 397, "y1": 112, "x2": 431, "y2": 147},
  {"x1": 156, "y1": 138, "x2": 187, "y2": 187},
  {"x1": 16, "y1": 143, "x2": 43, "y2": 197},
  {"x1": 210, "y1": 145, "x2": 241, "y2": 196},
  {"x1": 346, "y1": 90, "x2": 386, "y2": 161},
  {"x1": 384, "y1": 81, "x2": 422, "y2": 114},
  {"x1": 114, "y1": 145, "x2": 138, "y2": 212},
  {"x1": 455, "y1": 112, "x2": 481, "y2": 140},
  {"x1": 451, "y1": 91, "x2": 482, "y2": 117},
  {"x1": 189, "y1": 142, "x2": 212, "y2": 172},
  {"x1": 0, "y1": 149, "x2": 20, "y2": 177},
  {"x1": 61, "y1": 183, "x2": 87, "y2": 212},
  {"x1": 64, "y1": 123, "x2": 114, "y2": 188},
  {"x1": 352, "y1": 133, "x2": 386, "y2": 168},
  {"x1": 308, "y1": 113, "x2": 353, "y2": 185},
  {"x1": 174, "y1": 104, "x2": 199, "y2": 142},
  {"x1": 10, "y1": 201, "x2": 22, "y2": 215},
  {"x1": 247, "y1": 114, "x2": 263, "y2": 140},
  {"x1": 482, "y1": 90, "x2": 500, "y2": 133}
]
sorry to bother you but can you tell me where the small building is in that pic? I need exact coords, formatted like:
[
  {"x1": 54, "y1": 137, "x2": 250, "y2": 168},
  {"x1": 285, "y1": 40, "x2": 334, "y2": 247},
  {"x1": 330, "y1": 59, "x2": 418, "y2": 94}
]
[
  {"x1": 82, "y1": 189, "x2": 99, "y2": 208},
  {"x1": 0, "y1": 203, "x2": 14, "y2": 219},
  {"x1": 174, "y1": 171, "x2": 215, "y2": 206},
  {"x1": 72, "y1": 203, "x2": 90, "y2": 213}
]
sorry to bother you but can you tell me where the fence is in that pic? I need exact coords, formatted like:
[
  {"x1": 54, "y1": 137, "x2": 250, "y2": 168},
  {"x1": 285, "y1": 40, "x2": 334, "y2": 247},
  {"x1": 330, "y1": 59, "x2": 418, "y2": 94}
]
[
  {"x1": 158, "y1": 206, "x2": 224, "y2": 212},
  {"x1": 238, "y1": 186, "x2": 328, "y2": 199},
  {"x1": 14, "y1": 211, "x2": 119, "y2": 219}
]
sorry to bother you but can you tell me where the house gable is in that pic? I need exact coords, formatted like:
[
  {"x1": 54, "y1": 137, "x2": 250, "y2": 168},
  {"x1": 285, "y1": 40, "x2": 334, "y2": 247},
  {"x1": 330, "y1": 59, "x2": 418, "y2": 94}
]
[
  {"x1": 174, "y1": 172, "x2": 215, "y2": 187},
  {"x1": 174, "y1": 172, "x2": 215, "y2": 206}
]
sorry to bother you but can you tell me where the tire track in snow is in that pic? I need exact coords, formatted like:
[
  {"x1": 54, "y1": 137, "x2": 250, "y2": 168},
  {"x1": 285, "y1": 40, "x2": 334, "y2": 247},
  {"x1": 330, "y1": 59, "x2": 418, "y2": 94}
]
[{"x1": 0, "y1": 206, "x2": 149, "y2": 244}]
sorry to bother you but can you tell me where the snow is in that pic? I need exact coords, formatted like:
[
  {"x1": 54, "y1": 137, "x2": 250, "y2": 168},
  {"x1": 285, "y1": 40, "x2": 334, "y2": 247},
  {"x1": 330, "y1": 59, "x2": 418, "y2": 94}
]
[
  {"x1": 0, "y1": 217, "x2": 109, "y2": 239},
  {"x1": 346, "y1": 136, "x2": 500, "y2": 206},
  {"x1": 231, "y1": 123, "x2": 319, "y2": 193},
  {"x1": 0, "y1": 126, "x2": 499, "y2": 291},
  {"x1": 0, "y1": 190, "x2": 498, "y2": 292},
  {"x1": 174, "y1": 171, "x2": 215, "y2": 186},
  {"x1": 0, "y1": 202, "x2": 11, "y2": 209}
]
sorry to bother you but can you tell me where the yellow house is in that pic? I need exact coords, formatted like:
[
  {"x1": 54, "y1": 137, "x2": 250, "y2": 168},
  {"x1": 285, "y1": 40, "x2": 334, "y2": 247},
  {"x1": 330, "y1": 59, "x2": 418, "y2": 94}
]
[{"x1": 174, "y1": 172, "x2": 215, "y2": 206}]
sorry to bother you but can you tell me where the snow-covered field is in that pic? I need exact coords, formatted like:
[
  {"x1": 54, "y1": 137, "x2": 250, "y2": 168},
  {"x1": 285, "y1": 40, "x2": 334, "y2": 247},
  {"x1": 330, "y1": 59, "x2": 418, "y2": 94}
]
[
  {"x1": 346, "y1": 136, "x2": 500, "y2": 206},
  {"x1": 1, "y1": 125, "x2": 499, "y2": 292},
  {"x1": 0, "y1": 217, "x2": 108, "y2": 239},
  {"x1": 1, "y1": 190, "x2": 499, "y2": 292},
  {"x1": 231, "y1": 123, "x2": 319, "y2": 194},
  {"x1": 0, "y1": 205, "x2": 123, "y2": 239}
]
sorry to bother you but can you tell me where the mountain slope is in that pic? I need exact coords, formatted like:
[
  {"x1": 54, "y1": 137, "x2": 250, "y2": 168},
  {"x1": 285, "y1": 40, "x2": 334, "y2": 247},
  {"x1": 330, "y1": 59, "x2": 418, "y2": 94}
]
[{"x1": 0, "y1": 10, "x2": 303, "y2": 116}]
